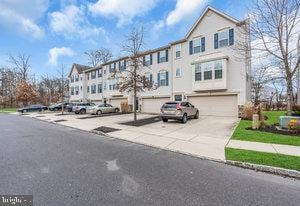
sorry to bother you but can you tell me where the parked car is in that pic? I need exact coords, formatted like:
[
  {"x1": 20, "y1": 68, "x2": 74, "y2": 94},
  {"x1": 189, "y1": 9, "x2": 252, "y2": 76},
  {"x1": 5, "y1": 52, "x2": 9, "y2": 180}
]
[
  {"x1": 18, "y1": 104, "x2": 48, "y2": 113},
  {"x1": 160, "y1": 101, "x2": 199, "y2": 124},
  {"x1": 49, "y1": 103, "x2": 68, "y2": 111},
  {"x1": 73, "y1": 103, "x2": 95, "y2": 114},
  {"x1": 66, "y1": 103, "x2": 75, "y2": 112},
  {"x1": 89, "y1": 104, "x2": 120, "y2": 115}
]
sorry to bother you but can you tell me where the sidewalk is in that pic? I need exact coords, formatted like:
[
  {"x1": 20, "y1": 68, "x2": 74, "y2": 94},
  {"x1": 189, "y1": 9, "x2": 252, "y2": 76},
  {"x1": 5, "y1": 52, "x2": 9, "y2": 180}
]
[{"x1": 227, "y1": 140, "x2": 300, "y2": 157}]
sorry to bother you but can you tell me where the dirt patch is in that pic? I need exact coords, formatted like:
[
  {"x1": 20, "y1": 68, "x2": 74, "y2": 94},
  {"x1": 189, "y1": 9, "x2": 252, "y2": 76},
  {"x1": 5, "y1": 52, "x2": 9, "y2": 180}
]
[
  {"x1": 92, "y1": 126, "x2": 121, "y2": 133},
  {"x1": 120, "y1": 116, "x2": 161, "y2": 127}
]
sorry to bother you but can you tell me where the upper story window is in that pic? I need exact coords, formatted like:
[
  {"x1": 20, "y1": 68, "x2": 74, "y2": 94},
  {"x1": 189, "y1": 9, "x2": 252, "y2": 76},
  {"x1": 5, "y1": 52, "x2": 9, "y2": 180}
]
[
  {"x1": 175, "y1": 68, "x2": 182, "y2": 77},
  {"x1": 87, "y1": 85, "x2": 90, "y2": 93},
  {"x1": 91, "y1": 84, "x2": 96, "y2": 94},
  {"x1": 145, "y1": 73, "x2": 153, "y2": 83},
  {"x1": 195, "y1": 63, "x2": 201, "y2": 81},
  {"x1": 143, "y1": 54, "x2": 152, "y2": 66},
  {"x1": 75, "y1": 74, "x2": 79, "y2": 82},
  {"x1": 175, "y1": 44, "x2": 181, "y2": 58},
  {"x1": 70, "y1": 87, "x2": 74, "y2": 95},
  {"x1": 109, "y1": 63, "x2": 116, "y2": 73},
  {"x1": 157, "y1": 70, "x2": 169, "y2": 87},
  {"x1": 194, "y1": 59, "x2": 224, "y2": 81},
  {"x1": 75, "y1": 86, "x2": 79, "y2": 95},
  {"x1": 86, "y1": 73, "x2": 89, "y2": 80},
  {"x1": 91, "y1": 71, "x2": 96, "y2": 79},
  {"x1": 71, "y1": 75, "x2": 74, "y2": 83},
  {"x1": 189, "y1": 37, "x2": 205, "y2": 55},
  {"x1": 109, "y1": 79, "x2": 118, "y2": 90},
  {"x1": 97, "y1": 69, "x2": 102, "y2": 78},
  {"x1": 119, "y1": 60, "x2": 126, "y2": 71},
  {"x1": 98, "y1": 84, "x2": 102, "y2": 93},
  {"x1": 214, "y1": 28, "x2": 234, "y2": 49},
  {"x1": 157, "y1": 50, "x2": 168, "y2": 64},
  {"x1": 104, "y1": 82, "x2": 107, "y2": 90},
  {"x1": 214, "y1": 60, "x2": 223, "y2": 79}
]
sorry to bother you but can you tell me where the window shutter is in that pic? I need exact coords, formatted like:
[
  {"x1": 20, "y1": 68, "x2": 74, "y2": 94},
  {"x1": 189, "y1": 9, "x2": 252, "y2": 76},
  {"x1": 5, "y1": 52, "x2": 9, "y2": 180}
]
[
  {"x1": 143, "y1": 56, "x2": 145, "y2": 66},
  {"x1": 189, "y1": 41, "x2": 193, "y2": 54},
  {"x1": 157, "y1": 73, "x2": 160, "y2": 87},
  {"x1": 109, "y1": 64, "x2": 111, "y2": 72},
  {"x1": 157, "y1": 52, "x2": 160, "y2": 64},
  {"x1": 166, "y1": 71, "x2": 169, "y2": 86},
  {"x1": 201, "y1": 37, "x2": 205, "y2": 52},
  {"x1": 118, "y1": 61, "x2": 121, "y2": 70},
  {"x1": 214, "y1": 33, "x2": 218, "y2": 49},
  {"x1": 150, "y1": 74, "x2": 153, "y2": 83},
  {"x1": 124, "y1": 60, "x2": 126, "y2": 69},
  {"x1": 229, "y1": 28, "x2": 234, "y2": 45},
  {"x1": 114, "y1": 63, "x2": 116, "y2": 71},
  {"x1": 166, "y1": 49, "x2": 168, "y2": 62},
  {"x1": 150, "y1": 54, "x2": 152, "y2": 65}
]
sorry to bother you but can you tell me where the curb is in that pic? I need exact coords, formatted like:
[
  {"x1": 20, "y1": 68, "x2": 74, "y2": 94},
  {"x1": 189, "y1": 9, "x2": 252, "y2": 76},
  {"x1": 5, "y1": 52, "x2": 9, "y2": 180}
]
[{"x1": 226, "y1": 160, "x2": 300, "y2": 179}]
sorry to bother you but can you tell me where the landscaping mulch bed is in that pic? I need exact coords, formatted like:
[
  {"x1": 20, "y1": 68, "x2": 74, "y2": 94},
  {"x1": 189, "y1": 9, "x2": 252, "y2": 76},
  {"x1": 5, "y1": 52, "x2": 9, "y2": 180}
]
[
  {"x1": 54, "y1": 119, "x2": 67, "y2": 122},
  {"x1": 77, "y1": 113, "x2": 123, "y2": 119},
  {"x1": 120, "y1": 116, "x2": 161, "y2": 127},
  {"x1": 246, "y1": 125, "x2": 300, "y2": 136},
  {"x1": 92, "y1": 126, "x2": 121, "y2": 133}
]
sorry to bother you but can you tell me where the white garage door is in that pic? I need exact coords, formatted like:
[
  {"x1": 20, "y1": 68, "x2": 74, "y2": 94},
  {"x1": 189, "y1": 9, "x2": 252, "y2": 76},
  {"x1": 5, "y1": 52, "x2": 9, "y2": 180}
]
[
  {"x1": 188, "y1": 95, "x2": 238, "y2": 117},
  {"x1": 110, "y1": 98, "x2": 127, "y2": 108},
  {"x1": 141, "y1": 97, "x2": 170, "y2": 114}
]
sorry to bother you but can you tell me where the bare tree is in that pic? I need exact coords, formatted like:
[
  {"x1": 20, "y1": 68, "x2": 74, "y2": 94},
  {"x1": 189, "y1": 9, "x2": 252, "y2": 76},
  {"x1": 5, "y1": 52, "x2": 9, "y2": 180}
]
[
  {"x1": 9, "y1": 54, "x2": 30, "y2": 82},
  {"x1": 57, "y1": 64, "x2": 68, "y2": 114},
  {"x1": 239, "y1": 0, "x2": 300, "y2": 115},
  {"x1": 115, "y1": 26, "x2": 153, "y2": 121},
  {"x1": 84, "y1": 49, "x2": 113, "y2": 67},
  {"x1": 251, "y1": 65, "x2": 282, "y2": 106}
]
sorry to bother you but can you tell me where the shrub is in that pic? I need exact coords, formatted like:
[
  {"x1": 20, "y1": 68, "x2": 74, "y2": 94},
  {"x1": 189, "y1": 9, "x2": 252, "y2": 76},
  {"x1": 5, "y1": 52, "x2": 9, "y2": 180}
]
[
  {"x1": 242, "y1": 102, "x2": 254, "y2": 120},
  {"x1": 120, "y1": 100, "x2": 130, "y2": 113}
]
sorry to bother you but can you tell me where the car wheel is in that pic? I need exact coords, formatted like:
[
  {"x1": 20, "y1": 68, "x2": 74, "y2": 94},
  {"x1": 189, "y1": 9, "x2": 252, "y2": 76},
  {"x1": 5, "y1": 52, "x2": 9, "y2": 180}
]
[
  {"x1": 181, "y1": 113, "x2": 187, "y2": 124},
  {"x1": 80, "y1": 109, "x2": 86, "y2": 114},
  {"x1": 54, "y1": 108, "x2": 58, "y2": 112},
  {"x1": 23, "y1": 109, "x2": 27, "y2": 113},
  {"x1": 162, "y1": 118, "x2": 168, "y2": 122},
  {"x1": 115, "y1": 108, "x2": 119, "y2": 113},
  {"x1": 194, "y1": 111, "x2": 199, "y2": 119},
  {"x1": 96, "y1": 110, "x2": 102, "y2": 115}
]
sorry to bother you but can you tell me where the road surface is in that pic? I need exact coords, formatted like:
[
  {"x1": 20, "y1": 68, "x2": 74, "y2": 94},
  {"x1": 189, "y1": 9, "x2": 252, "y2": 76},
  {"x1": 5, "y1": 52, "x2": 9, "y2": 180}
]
[{"x1": 0, "y1": 114, "x2": 299, "y2": 206}]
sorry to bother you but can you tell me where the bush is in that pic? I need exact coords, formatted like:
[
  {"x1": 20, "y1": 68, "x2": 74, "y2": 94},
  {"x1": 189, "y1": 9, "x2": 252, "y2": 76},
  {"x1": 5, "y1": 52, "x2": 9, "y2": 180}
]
[
  {"x1": 293, "y1": 105, "x2": 300, "y2": 116},
  {"x1": 120, "y1": 100, "x2": 130, "y2": 113},
  {"x1": 242, "y1": 102, "x2": 254, "y2": 120}
]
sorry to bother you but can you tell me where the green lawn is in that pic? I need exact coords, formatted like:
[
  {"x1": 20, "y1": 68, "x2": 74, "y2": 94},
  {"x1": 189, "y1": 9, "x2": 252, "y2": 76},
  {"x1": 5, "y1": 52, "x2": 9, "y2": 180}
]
[
  {"x1": 0, "y1": 108, "x2": 17, "y2": 113},
  {"x1": 232, "y1": 111, "x2": 300, "y2": 146},
  {"x1": 225, "y1": 148, "x2": 300, "y2": 171}
]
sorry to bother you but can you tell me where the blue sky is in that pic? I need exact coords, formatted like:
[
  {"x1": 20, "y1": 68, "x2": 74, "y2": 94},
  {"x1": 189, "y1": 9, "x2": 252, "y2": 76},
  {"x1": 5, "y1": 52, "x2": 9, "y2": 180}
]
[{"x1": 0, "y1": 0, "x2": 252, "y2": 78}]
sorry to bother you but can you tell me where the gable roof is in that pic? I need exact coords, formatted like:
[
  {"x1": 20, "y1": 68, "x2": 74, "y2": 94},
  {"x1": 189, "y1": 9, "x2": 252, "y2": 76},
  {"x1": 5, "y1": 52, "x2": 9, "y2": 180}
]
[
  {"x1": 68, "y1": 63, "x2": 92, "y2": 77},
  {"x1": 185, "y1": 6, "x2": 240, "y2": 39}
]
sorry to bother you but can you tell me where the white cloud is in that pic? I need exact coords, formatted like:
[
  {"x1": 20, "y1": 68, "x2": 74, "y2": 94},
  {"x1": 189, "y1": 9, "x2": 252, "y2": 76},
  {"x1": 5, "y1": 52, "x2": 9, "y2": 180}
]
[
  {"x1": 0, "y1": 0, "x2": 48, "y2": 39},
  {"x1": 88, "y1": 0, "x2": 158, "y2": 27},
  {"x1": 49, "y1": 5, "x2": 106, "y2": 41},
  {"x1": 166, "y1": 0, "x2": 209, "y2": 26},
  {"x1": 49, "y1": 47, "x2": 75, "y2": 65}
]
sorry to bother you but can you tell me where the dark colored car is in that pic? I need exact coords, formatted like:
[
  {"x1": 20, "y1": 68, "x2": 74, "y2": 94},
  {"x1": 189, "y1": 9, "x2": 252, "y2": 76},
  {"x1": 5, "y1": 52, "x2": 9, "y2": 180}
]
[
  {"x1": 18, "y1": 104, "x2": 48, "y2": 113},
  {"x1": 160, "y1": 101, "x2": 199, "y2": 123},
  {"x1": 49, "y1": 103, "x2": 68, "y2": 111}
]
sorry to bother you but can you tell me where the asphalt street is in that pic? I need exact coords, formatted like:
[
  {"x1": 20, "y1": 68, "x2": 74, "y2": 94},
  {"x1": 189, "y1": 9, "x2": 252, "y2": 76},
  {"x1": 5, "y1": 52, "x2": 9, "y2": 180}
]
[{"x1": 0, "y1": 114, "x2": 299, "y2": 206}]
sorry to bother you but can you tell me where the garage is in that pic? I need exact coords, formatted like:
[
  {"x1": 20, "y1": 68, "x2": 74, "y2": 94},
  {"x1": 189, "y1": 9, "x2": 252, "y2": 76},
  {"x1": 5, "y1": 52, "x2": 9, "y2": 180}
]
[
  {"x1": 141, "y1": 97, "x2": 170, "y2": 114},
  {"x1": 187, "y1": 95, "x2": 238, "y2": 117},
  {"x1": 110, "y1": 98, "x2": 127, "y2": 109}
]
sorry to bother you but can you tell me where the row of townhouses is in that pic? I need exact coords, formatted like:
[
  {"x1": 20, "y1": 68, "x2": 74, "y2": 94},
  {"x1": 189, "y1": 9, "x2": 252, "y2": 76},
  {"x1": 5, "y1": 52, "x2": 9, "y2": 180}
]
[{"x1": 68, "y1": 6, "x2": 251, "y2": 117}]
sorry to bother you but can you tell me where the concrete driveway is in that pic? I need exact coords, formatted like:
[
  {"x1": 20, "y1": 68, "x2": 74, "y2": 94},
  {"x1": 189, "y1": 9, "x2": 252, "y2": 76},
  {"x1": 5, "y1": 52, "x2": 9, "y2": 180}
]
[{"x1": 24, "y1": 112, "x2": 238, "y2": 160}]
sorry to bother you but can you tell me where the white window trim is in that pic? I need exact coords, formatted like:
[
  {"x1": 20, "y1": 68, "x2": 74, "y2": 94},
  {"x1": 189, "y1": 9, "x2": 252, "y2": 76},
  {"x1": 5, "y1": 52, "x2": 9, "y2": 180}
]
[
  {"x1": 159, "y1": 70, "x2": 167, "y2": 86},
  {"x1": 175, "y1": 44, "x2": 181, "y2": 59},
  {"x1": 218, "y1": 29, "x2": 229, "y2": 48},
  {"x1": 193, "y1": 38, "x2": 201, "y2": 53}
]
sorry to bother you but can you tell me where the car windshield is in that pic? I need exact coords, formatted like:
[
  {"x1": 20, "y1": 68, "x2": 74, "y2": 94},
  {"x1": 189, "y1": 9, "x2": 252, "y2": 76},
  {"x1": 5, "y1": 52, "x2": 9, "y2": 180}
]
[{"x1": 162, "y1": 102, "x2": 178, "y2": 108}]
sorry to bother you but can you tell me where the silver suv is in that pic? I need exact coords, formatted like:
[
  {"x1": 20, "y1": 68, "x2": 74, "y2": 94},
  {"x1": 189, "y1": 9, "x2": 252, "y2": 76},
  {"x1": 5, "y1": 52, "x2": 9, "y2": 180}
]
[{"x1": 160, "y1": 101, "x2": 199, "y2": 123}]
